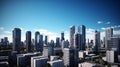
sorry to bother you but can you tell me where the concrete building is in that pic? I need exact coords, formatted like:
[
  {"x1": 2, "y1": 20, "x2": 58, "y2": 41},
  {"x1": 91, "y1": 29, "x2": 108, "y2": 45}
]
[
  {"x1": 63, "y1": 48, "x2": 78, "y2": 67},
  {"x1": 74, "y1": 32, "x2": 81, "y2": 50},
  {"x1": 26, "y1": 31, "x2": 31, "y2": 52},
  {"x1": 70, "y1": 25, "x2": 75, "y2": 48},
  {"x1": 43, "y1": 46, "x2": 53, "y2": 57},
  {"x1": 47, "y1": 60, "x2": 64, "y2": 67},
  {"x1": 94, "y1": 30, "x2": 100, "y2": 53},
  {"x1": 61, "y1": 31, "x2": 65, "y2": 41},
  {"x1": 107, "y1": 37, "x2": 120, "y2": 54},
  {"x1": 105, "y1": 28, "x2": 113, "y2": 50},
  {"x1": 35, "y1": 31, "x2": 40, "y2": 52},
  {"x1": 44, "y1": 35, "x2": 48, "y2": 45},
  {"x1": 17, "y1": 52, "x2": 41, "y2": 67},
  {"x1": 31, "y1": 56, "x2": 48, "y2": 67},
  {"x1": 55, "y1": 37, "x2": 60, "y2": 47},
  {"x1": 13, "y1": 28, "x2": 21, "y2": 53},
  {"x1": 78, "y1": 25, "x2": 86, "y2": 50},
  {"x1": 106, "y1": 50, "x2": 118, "y2": 63}
]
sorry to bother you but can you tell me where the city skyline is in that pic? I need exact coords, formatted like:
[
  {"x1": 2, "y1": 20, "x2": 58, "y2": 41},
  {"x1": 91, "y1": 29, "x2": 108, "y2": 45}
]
[{"x1": 0, "y1": 0, "x2": 120, "y2": 42}]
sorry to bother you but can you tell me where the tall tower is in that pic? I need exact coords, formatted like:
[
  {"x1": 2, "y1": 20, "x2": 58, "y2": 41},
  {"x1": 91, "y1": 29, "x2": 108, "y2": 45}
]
[
  {"x1": 56, "y1": 37, "x2": 60, "y2": 47},
  {"x1": 70, "y1": 25, "x2": 75, "y2": 48},
  {"x1": 40, "y1": 34, "x2": 43, "y2": 52},
  {"x1": 94, "y1": 30, "x2": 100, "y2": 53},
  {"x1": 78, "y1": 25, "x2": 86, "y2": 50},
  {"x1": 61, "y1": 31, "x2": 65, "y2": 41},
  {"x1": 35, "y1": 31, "x2": 40, "y2": 52},
  {"x1": 26, "y1": 31, "x2": 31, "y2": 52},
  {"x1": 74, "y1": 32, "x2": 81, "y2": 50},
  {"x1": 105, "y1": 28, "x2": 113, "y2": 50},
  {"x1": 13, "y1": 28, "x2": 21, "y2": 53},
  {"x1": 45, "y1": 35, "x2": 48, "y2": 45}
]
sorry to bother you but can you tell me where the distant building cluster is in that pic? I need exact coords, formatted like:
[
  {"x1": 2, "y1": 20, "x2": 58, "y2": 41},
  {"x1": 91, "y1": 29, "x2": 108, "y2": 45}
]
[{"x1": 0, "y1": 25, "x2": 120, "y2": 67}]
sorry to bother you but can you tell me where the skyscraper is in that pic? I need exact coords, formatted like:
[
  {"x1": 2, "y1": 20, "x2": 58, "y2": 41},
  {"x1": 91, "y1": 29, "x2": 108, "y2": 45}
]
[
  {"x1": 61, "y1": 31, "x2": 65, "y2": 41},
  {"x1": 78, "y1": 25, "x2": 86, "y2": 50},
  {"x1": 40, "y1": 34, "x2": 43, "y2": 52},
  {"x1": 13, "y1": 28, "x2": 21, "y2": 53},
  {"x1": 55, "y1": 37, "x2": 60, "y2": 47},
  {"x1": 35, "y1": 31, "x2": 40, "y2": 52},
  {"x1": 94, "y1": 30, "x2": 100, "y2": 53},
  {"x1": 26, "y1": 31, "x2": 31, "y2": 52},
  {"x1": 105, "y1": 28, "x2": 113, "y2": 50},
  {"x1": 45, "y1": 35, "x2": 48, "y2": 45},
  {"x1": 74, "y1": 32, "x2": 81, "y2": 50},
  {"x1": 107, "y1": 37, "x2": 120, "y2": 54},
  {"x1": 70, "y1": 25, "x2": 75, "y2": 48}
]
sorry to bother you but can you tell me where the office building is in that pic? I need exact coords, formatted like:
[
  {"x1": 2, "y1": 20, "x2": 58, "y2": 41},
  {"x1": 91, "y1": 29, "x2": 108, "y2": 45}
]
[
  {"x1": 105, "y1": 28, "x2": 113, "y2": 50},
  {"x1": 106, "y1": 50, "x2": 118, "y2": 63},
  {"x1": 70, "y1": 25, "x2": 75, "y2": 48},
  {"x1": 74, "y1": 32, "x2": 81, "y2": 50},
  {"x1": 63, "y1": 48, "x2": 78, "y2": 67},
  {"x1": 13, "y1": 28, "x2": 21, "y2": 53},
  {"x1": 61, "y1": 31, "x2": 65, "y2": 41},
  {"x1": 35, "y1": 31, "x2": 40, "y2": 52},
  {"x1": 40, "y1": 34, "x2": 43, "y2": 52},
  {"x1": 55, "y1": 37, "x2": 60, "y2": 47},
  {"x1": 26, "y1": 31, "x2": 31, "y2": 52},
  {"x1": 43, "y1": 46, "x2": 53, "y2": 57},
  {"x1": 78, "y1": 25, "x2": 86, "y2": 50},
  {"x1": 45, "y1": 35, "x2": 48, "y2": 45},
  {"x1": 107, "y1": 37, "x2": 120, "y2": 54},
  {"x1": 94, "y1": 30, "x2": 100, "y2": 53},
  {"x1": 31, "y1": 56, "x2": 48, "y2": 67}
]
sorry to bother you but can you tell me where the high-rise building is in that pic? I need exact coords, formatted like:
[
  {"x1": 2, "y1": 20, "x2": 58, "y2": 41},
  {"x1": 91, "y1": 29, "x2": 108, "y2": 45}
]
[
  {"x1": 107, "y1": 37, "x2": 120, "y2": 54},
  {"x1": 55, "y1": 37, "x2": 60, "y2": 47},
  {"x1": 26, "y1": 31, "x2": 31, "y2": 52},
  {"x1": 74, "y1": 32, "x2": 81, "y2": 50},
  {"x1": 45, "y1": 35, "x2": 48, "y2": 45},
  {"x1": 106, "y1": 50, "x2": 118, "y2": 63},
  {"x1": 105, "y1": 28, "x2": 113, "y2": 50},
  {"x1": 35, "y1": 31, "x2": 40, "y2": 52},
  {"x1": 61, "y1": 31, "x2": 65, "y2": 41},
  {"x1": 40, "y1": 34, "x2": 43, "y2": 52},
  {"x1": 94, "y1": 30, "x2": 100, "y2": 53},
  {"x1": 70, "y1": 25, "x2": 75, "y2": 48},
  {"x1": 13, "y1": 28, "x2": 21, "y2": 53},
  {"x1": 31, "y1": 56, "x2": 48, "y2": 67},
  {"x1": 78, "y1": 25, "x2": 86, "y2": 50},
  {"x1": 63, "y1": 48, "x2": 78, "y2": 67}
]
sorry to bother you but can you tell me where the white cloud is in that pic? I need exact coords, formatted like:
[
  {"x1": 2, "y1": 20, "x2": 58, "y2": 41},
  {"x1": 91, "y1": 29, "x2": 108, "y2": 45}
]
[
  {"x1": 35, "y1": 29, "x2": 60, "y2": 42},
  {"x1": 97, "y1": 21, "x2": 102, "y2": 24},
  {"x1": 86, "y1": 28, "x2": 95, "y2": 40},
  {"x1": 106, "y1": 22, "x2": 111, "y2": 24},
  {"x1": 101, "y1": 27, "x2": 105, "y2": 30},
  {"x1": 113, "y1": 30, "x2": 120, "y2": 35}
]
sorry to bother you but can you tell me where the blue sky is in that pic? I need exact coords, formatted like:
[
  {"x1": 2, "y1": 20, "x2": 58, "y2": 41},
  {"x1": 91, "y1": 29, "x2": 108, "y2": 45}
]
[{"x1": 0, "y1": 0, "x2": 120, "y2": 42}]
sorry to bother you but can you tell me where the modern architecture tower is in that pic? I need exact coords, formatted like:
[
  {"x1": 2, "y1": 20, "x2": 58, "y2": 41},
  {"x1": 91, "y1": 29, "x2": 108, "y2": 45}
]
[
  {"x1": 94, "y1": 30, "x2": 100, "y2": 53},
  {"x1": 74, "y1": 32, "x2": 81, "y2": 50},
  {"x1": 26, "y1": 31, "x2": 31, "y2": 52},
  {"x1": 45, "y1": 35, "x2": 48, "y2": 45},
  {"x1": 78, "y1": 25, "x2": 86, "y2": 50},
  {"x1": 13, "y1": 28, "x2": 21, "y2": 53},
  {"x1": 61, "y1": 31, "x2": 65, "y2": 41},
  {"x1": 105, "y1": 28, "x2": 113, "y2": 50},
  {"x1": 70, "y1": 25, "x2": 75, "y2": 48},
  {"x1": 35, "y1": 31, "x2": 40, "y2": 52}
]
